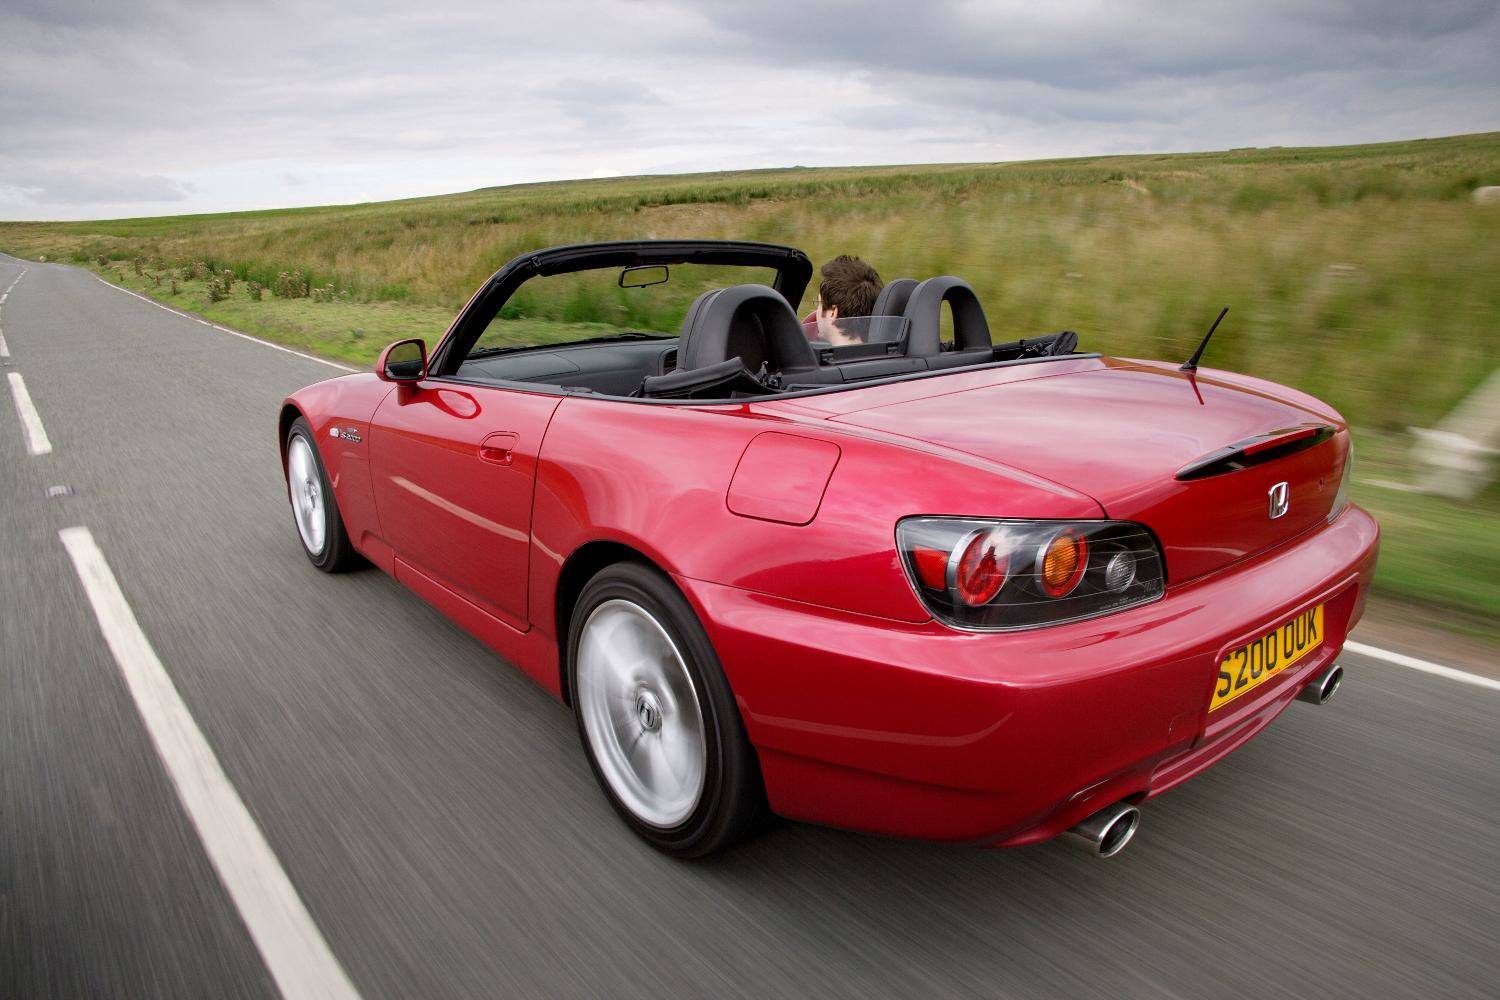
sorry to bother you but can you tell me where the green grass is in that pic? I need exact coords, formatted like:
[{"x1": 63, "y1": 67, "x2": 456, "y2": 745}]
[
  {"x1": 7, "y1": 131, "x2": 1500, "y2": 432},
  {"x1": 7, "y1": 132, "x2": 1500, "y2": 636},
  {"x1": 92, "y1": 268, "x2": 618, "y2": 365},
  {"x1": 1349, "y1": 433, "x2": 1500, "y2": 638}
]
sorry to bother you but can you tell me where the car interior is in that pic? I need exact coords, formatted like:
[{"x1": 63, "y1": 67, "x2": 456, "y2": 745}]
[{"x1": 454, "y1": 266, "x2": 1080, "y2": 401}]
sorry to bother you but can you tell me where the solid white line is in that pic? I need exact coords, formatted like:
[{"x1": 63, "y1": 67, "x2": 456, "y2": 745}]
[
  {"x1": 1344, "y1": 639, "x2": 1500, "y2": 693},
  {"x1": 7, "y1": 372, "x2": 52, "y2": 455},
  {"x1": 58, "y1": 527, "x2": 361, "y2": 1000},
  {"x1": 93, "y1": 276, "x2": 356, "y2": 373},
  {"x1": 0, "y1": 328, "x2": 8, "y2": 358}
]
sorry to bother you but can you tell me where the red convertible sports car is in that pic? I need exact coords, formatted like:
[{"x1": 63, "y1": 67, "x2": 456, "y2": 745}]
[{"x1": 280, "y1": 240, "x2": 1378, "y2": 858}]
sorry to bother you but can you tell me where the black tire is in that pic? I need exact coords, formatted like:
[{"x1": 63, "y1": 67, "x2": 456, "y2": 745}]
[
  {"x1": 567, "y1": 561, "x2": 766, "y2": 857},
  {"x1": 284, "y1": 417, "x2": 359, "y2": 573}
]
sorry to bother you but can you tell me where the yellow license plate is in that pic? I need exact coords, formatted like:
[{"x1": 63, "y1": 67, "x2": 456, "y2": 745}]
[{"x1": 1211, "y1": 604, "x2": 1324, "y2": 712}]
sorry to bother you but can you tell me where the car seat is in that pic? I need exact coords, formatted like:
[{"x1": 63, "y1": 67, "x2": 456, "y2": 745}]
[
  {"x1": 902, "y1": 276, "x2": 994, "y2": 370},
  {"x1": 675, "y1": 285, "x2": 842, "y2": 385}
]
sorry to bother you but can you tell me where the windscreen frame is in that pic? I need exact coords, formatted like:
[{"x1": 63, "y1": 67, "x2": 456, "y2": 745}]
[{"x1": 429, "y1": 240, "x2": 814, "y2": 376}]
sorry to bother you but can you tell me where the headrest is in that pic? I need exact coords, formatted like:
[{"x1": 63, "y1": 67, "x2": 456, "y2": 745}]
[
  {"x1": 903, "y1": 276, "x2": 991, "y2": 357},
  {"x1": 677, "y1": 285, "x2": 819, "y2": 374},
  {"x1": 872, "y1": 277, "x2": 918, "y2": 317}
]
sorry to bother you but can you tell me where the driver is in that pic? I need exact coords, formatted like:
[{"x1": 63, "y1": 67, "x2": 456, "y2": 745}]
[{"x1": 804, "y1": 255, "x2": 883, "y2": 347}]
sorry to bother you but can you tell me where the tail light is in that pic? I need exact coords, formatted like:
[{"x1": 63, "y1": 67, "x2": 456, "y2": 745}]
[
  {"x1": 954, "y1": 529, "x2": 1011, "y2": 605},
  {"x1": 897, "y1": 518, "x2": 1165, "y2": 630},
  {"x1": 1037, "y1": 528, "x2": 1089, "y2": 597},
  {"x1": 1328, "y1": 442, "x2": 1353, "y2": 523}
]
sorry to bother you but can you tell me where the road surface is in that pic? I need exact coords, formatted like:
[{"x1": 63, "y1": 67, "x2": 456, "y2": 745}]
[{"x1": 2, "y1": 256, "x2": 1496, "y2": 999}]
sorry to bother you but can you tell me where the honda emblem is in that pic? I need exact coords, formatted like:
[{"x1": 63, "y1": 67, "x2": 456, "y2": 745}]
[{"x1": 1268, "y1": 482, "x2": 1290, "y2": 520}]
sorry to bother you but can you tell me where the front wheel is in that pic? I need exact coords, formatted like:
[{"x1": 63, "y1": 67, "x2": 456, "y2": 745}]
[
  {"x1": 285, "y1": 417, "x2": 358, "y2": 572},
  {"x1": 569, "y1": 562, "x2": 765, "y2": 857}
]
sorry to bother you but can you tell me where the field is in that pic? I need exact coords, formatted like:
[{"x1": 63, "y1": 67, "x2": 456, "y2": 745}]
[{"x1": 3, "y1": 133, "x2": 1498, "y2": 631}]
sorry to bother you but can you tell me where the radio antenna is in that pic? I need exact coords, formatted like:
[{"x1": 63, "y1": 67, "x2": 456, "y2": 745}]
[{"x1": 1180, "y1": 306, "x2": 1229, "y2": 373}]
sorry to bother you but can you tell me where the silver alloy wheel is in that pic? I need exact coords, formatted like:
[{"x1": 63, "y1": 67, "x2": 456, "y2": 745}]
[
  {"x1": 287, "y1": 434, "x2": 327, "y2": 556},
  {"x1": 576, "y1": 598, "x2": 707, "y2": 829}
]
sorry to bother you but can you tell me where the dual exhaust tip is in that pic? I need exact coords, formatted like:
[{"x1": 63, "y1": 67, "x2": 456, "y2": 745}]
[
  {"x1": 1063, "y1": 801, "x2": 1140, "y2": 858},
  {"x1": 1296, "y1": 663, "x2": 1344, "y2": 706},
  {"x1": 1065, "y1": 663, "x2": 1345, "y2": 859}
]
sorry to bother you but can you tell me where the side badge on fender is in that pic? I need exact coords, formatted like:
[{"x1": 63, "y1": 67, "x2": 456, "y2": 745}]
[{"x1": 1268, "y1": 481, "x2": 1290, "y2": 520}]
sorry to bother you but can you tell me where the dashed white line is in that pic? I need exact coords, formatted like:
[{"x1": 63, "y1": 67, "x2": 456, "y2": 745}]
[
  {"x1": 2, "y1": 267, "x2": 27, "y2": 315},
  {"x1": 59, "y1": 527, "x2": 362, "y2": 1000},
  {"x1": 93, "y1": 277, "x2": 356, "y2": 373},
  {"x1": 1, "y1": 266, "x2": 22, "y2": 357},
  {"x1": 7, "y1": 372, "x2": 52, "y2": 455},
  {"x1": 1344, "y1": 640, "x2": 1500, "y2": 692}
]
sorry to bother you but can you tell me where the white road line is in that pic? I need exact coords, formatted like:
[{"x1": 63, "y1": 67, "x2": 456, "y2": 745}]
[
  {"x1": 0, "y1": 328, "x2": 8, "y2": 358},
  {"x1": 58, "y1": 527, "x2": 361, "y2": 1000},
  {"x1": 1345, "y1": 640, "x2": 1500, "y2": 693},
  {"x1": 2, "y1": 267, "x2": 27, "y2": 302},
  {"x1": 93, "y1": 277, "x2": 356, "y2": 373},
  {"x1": 7, "y1": 372, "x2": 52, "y2": 455}
]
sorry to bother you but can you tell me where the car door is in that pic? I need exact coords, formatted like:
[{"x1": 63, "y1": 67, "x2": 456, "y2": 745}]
[{"x1": 368, "y1": 380, "x2": 561, "y2": 630}]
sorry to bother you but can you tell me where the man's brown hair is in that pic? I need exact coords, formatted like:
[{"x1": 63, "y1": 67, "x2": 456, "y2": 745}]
[{"x1": 819, "y1": 255, "x2": 883, "y2": 318}]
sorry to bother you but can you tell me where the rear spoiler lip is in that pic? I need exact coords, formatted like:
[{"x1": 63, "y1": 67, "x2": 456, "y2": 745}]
[{"x1": 1175, "y1": 423, "x2": 1337, "y2": 481}]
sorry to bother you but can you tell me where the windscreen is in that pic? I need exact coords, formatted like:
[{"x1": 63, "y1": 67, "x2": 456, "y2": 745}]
[{"x1": 472, "y1": 264, "x2": 780, "y2": 353}]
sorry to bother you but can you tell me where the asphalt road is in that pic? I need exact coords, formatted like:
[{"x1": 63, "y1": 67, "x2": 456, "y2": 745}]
[{"x1": 2, "y1": 257, "x2": 1497, "y2": 1000}]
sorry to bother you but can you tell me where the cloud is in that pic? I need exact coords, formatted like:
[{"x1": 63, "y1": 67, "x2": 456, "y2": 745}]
[
  {"x1": 9, "y1": 171, "x2": 193, "y2": 205},
  {"x1": 0, "y1": 0, "x2": 1495, "y2": 220},
  {"x1": 532, "y1": 77, "x2": 664, "y2": 128},
  {"x1": 690, "y1": 0, "x2": 1500, "y2": 90}
]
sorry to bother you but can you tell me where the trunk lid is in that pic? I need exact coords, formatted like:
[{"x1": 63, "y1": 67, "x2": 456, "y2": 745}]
[{"x1": 827, "y1": 359, "x2": 1349, "y2": 582}]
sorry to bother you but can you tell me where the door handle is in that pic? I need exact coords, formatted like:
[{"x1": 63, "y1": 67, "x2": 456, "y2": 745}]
[{"x1": 479, "y1": 431, "x2": 519, "y2": 466}]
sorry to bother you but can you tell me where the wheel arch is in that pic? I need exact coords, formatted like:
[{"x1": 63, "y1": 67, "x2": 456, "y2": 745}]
[
  {"x1": 554, "y1": 539, "x2": 669, "y2": 706},
  {"x1": 278, "y1": 401, "x2": 305, "y2": 472}
]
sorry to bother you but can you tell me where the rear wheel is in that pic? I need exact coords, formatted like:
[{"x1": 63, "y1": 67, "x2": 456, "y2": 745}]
[
  {"x1": 285, "y1": 417, "x2": 357, "y2": 572},
  {"x1": 568, "y1": 561, "x2": 765, "y2": 857}
]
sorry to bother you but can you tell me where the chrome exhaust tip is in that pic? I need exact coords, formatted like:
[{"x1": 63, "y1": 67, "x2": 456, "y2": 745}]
[
  {"x1": 1296, "y1": 663, "x2": 1344, "y2": 706},
  {"x1": 1063, "y1": 801, "x2": 1140, "y2": 858}
]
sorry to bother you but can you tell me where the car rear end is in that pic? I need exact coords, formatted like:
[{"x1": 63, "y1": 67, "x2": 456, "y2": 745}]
[{"x1": 694, "y1": 356, "x2": 1379, "y2": 849}]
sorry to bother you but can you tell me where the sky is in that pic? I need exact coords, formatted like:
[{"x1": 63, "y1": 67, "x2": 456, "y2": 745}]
[{"x1": 1, "y1": 0, "x2": 1497, "y2": 221}]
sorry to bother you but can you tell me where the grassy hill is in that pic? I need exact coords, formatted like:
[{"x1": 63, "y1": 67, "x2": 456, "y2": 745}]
[
  {"x1": 5, "y1": 132, "x2": 1500, "y2": 430},
  {"x1": 4, "y1": 133, "x2": 1499, "y2": 630}
]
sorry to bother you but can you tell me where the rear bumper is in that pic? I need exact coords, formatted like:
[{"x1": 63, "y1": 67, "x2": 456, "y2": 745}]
[{"x1": 678, "y1": 505, "x2": 1379, "y2": 845}]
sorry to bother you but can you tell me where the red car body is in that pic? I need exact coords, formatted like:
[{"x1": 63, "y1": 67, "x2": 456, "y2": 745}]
[{"x1": 281, "y1": 244, "x2": 1378, "y2": 848}]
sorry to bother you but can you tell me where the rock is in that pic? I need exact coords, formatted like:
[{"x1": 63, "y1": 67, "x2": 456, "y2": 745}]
[
  {"x1": 1410, "y1": 428, "x2": 1498, "y2": 500},
  {"x1": 1411, "y1": 365, "x2": 1500, "y2": 499},
  {"x1": 1474, "y1": 186, "x2": 1500, "y2": 205}
]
